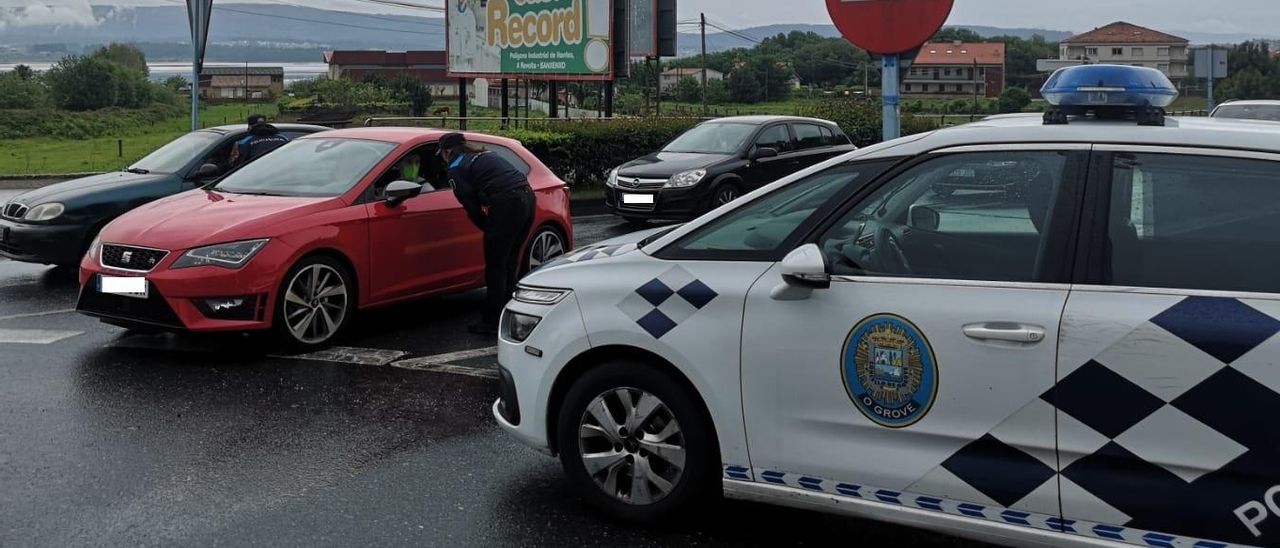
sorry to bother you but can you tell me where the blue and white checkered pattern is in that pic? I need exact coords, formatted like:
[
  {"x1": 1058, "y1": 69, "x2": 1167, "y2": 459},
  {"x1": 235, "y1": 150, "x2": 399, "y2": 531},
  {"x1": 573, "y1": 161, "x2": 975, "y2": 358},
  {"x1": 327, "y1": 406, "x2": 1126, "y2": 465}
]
[
  {"x1": 907, "y1": 296, "x2": 1280, "y2": 546},
  {"x1": 618, "y1": 266, "x2": 719, "y2": 338},
  {"x1": 723, "y1": 466, "x2": 1242, "y2": 547}
]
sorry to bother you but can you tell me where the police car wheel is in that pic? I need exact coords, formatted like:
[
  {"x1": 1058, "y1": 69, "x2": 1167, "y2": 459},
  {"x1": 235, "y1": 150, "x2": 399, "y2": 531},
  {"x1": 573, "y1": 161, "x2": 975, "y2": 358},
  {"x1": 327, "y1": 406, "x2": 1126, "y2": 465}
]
[
  {"x1": 557, "y1": 361, "x2": 718, "y2": 522},
  {"x1": 274, "y1": 255, "x2": 354, "y2": 349}
]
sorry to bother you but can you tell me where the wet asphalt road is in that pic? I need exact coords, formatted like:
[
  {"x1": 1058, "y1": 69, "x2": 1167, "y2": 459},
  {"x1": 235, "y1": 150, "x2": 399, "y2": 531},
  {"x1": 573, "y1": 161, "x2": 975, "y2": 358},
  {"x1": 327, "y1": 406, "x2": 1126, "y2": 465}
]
[{"x1": 0, "y1": 188, "x2": 978, "y2": 547}]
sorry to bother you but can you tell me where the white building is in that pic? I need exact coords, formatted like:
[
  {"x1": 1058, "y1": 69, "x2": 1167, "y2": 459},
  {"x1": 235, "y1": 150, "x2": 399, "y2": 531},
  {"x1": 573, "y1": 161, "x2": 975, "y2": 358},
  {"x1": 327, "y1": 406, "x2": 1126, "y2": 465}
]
[
  {"x1": 660, "y1": 68, "x2": 724, "y2": 92},
  {"x1": 1054, "y1": 22, "x2": 1189, "y2": 81}
]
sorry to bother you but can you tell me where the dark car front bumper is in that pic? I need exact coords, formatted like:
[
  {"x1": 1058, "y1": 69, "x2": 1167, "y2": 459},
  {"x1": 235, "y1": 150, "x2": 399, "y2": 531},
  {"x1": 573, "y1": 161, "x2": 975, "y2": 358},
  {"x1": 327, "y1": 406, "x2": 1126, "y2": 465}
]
[
  {"x1": 604, "y1": 185, "x2": 712, "y2": 221},
  {"x1": 0, "y1": 218, "x2": 90, "y2": 265}
]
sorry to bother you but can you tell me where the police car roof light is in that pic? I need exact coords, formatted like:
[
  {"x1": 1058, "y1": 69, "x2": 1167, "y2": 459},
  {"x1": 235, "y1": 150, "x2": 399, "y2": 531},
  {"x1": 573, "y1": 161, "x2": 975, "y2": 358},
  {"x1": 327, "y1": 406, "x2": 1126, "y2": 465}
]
[{"x1": 1040, "y1": 64, "x2": 1179, "y2": 126}]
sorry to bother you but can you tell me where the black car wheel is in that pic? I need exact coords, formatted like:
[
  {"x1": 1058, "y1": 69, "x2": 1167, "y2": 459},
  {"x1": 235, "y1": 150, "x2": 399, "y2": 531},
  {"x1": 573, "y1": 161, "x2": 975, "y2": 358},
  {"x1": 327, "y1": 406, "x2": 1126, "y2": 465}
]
[
  {"x1": 557, "y1": 360, "x2": 718, "y2": 523},
  {"x1": 712, "y1": 184, "x2": 740, "y2": 208}
]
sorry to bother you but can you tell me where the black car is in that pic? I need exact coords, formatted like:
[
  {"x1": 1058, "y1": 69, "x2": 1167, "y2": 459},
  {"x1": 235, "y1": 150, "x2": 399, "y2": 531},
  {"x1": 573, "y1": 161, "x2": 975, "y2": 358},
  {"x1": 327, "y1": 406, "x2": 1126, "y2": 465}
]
[
  {"x1": 0, "y1": 123, "x2": 328, "y2": 266},
  {"x1": 605, "y1": 116, "x2": 855, "y2": 223}
]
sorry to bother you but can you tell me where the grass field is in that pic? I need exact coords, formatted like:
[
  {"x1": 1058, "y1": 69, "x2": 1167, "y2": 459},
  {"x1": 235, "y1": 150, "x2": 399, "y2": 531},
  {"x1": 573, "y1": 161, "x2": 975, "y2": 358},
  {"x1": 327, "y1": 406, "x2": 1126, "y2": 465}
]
[{"x1": 0, "y1": 103, "x2": 279, "y2": 176}]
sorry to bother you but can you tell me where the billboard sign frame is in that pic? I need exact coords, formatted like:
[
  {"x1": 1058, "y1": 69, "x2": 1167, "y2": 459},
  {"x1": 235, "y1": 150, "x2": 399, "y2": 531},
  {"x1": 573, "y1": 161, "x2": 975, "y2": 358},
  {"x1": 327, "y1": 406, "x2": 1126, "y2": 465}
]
[
  {"x1": 447, "y1": 0, "x2": 617, "y2": 81},
  {"x1": 627, "y1": 0, "x2": 658, "y2": 59}
]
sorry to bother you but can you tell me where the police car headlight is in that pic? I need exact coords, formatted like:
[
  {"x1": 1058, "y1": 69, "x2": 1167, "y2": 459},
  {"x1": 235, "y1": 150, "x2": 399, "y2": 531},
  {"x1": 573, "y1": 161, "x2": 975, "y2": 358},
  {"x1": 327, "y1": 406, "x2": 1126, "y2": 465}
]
[
  {"x1": 172, "y1": 239, "x2": 269, "y2": 269},
  {"x1": 513, "y1": 285, "x2": 571, "y2": 305},
  {"x1": 606, "y1": 168, "x2": 619, "y2": 188},
  {"x1": 502, "y1": 311, "x2": 542, "y2": 343},
  {"x1": 24, "y1": 203, "x2": 65, "y2": 222},
  {"x1": 665, "y1": 169, "x2": 706, "y2": 189}
]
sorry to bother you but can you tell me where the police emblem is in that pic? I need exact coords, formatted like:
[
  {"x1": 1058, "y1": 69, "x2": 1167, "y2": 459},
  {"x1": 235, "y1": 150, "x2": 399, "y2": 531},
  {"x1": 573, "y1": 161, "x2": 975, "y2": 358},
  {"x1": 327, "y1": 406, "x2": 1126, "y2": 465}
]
[{"x1": 841, "y1": 314, "x2": 938, "y2": 428}]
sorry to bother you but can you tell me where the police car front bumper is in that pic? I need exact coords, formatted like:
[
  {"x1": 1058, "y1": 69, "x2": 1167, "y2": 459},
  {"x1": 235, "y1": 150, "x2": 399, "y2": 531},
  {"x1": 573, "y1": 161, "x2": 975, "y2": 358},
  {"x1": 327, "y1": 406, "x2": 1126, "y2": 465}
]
[{"x1": 492, "y1": 291, "x2": 592, "y2": 455}]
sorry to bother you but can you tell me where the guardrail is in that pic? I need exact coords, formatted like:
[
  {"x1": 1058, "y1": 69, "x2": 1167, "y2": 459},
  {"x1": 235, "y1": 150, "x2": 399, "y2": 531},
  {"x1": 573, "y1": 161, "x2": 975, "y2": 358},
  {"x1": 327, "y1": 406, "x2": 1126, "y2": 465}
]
[{"x1": 363, "y1": 115, "x2": 714, "y2": 131}]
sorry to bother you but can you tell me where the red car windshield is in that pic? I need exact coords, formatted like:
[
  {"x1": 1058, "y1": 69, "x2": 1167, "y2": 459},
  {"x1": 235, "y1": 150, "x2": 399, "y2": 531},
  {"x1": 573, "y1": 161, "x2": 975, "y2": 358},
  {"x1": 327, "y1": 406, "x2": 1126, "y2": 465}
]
[{"x1": 214, "y1": 138, "x2": 397, "y2": 197}]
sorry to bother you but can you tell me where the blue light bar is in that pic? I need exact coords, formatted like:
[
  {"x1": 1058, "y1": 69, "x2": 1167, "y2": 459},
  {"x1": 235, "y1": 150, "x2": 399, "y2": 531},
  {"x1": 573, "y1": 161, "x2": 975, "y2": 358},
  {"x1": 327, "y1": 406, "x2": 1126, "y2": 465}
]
[{"x1": 1041, "y1": 64, "x2": 1179, "y2": 109}]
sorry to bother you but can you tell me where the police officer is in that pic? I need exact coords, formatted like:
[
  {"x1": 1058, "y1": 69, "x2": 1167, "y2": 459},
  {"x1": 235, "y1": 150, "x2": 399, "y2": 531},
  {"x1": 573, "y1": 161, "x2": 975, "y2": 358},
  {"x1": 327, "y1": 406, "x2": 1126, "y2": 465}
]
[
  {"x1": 231, "y1": 114, "x2": 290, "y2": 168},
  {"x1": 439, "y1": 132, "x2": 536, "y2": 335}
]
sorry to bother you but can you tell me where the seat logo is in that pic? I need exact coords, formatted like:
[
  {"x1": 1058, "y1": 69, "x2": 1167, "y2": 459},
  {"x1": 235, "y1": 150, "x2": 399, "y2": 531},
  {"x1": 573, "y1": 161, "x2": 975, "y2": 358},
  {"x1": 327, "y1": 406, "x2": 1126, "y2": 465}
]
[
  {"x1": 841, "y1": 314, "x2": 938, "y2": 428},
  {"x1": 120, "y1": 251, "x2": 133, "y2": 264}
]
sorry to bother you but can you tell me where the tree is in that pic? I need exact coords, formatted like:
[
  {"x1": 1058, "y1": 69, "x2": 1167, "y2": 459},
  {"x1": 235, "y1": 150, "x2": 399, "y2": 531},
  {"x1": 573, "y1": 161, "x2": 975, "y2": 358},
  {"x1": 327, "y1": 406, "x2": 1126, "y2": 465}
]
[
  {"x1": 162, "y1": 75, "x2": 189, "y2": 92},
  {"x1": 13, "y1": 64, "x2": 34, "y2": 80},
  {"x1": 0, "y1": 71, "x2": 46, "y2": 109},
  {"x1": 92, "y1": 43, "x2": 149, "y2": 76},
  {"x1": 933, "y1": 27, "x2": 983, "y2": 43},
  {"x1": 998, "y1": 86, "x2": 1031, "y2": 113},
  {"x1": 361, "y1": 72, "x2": 389, "y2": 88},
  {"x1": 674, "y1": 76, "x2": 702, "y2": 103},
  {"x1": 390, "y1": 74, "x2": 432, "y2": 117},
  {"x1": 728, "y1": 64, "x2": 763, "y2": 103},
  {"x1": 45, "y1": 55, "x2": 122, "y2": 110}
]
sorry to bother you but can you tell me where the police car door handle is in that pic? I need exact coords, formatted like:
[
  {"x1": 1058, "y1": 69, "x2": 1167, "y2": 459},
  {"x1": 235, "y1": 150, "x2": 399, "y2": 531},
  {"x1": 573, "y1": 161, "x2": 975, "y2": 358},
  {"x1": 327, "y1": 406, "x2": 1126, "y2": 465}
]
[{"x1": 962, "y1": 323, "x2": 1046, "y2": 344}]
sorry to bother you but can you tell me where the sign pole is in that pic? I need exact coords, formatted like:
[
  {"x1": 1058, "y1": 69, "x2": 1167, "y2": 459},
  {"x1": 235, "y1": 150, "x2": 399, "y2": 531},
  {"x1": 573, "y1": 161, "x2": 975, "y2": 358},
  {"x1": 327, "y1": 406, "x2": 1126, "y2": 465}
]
[
  {"x1": 883, "y1": 54, "x2": 901, "y2": 141},
  {"x1": 186, "y1": 0, "x2": 214, "y2": 131},
  {"x1": 1206, "y1": 48, "x2": 1215, "y2": 113}
]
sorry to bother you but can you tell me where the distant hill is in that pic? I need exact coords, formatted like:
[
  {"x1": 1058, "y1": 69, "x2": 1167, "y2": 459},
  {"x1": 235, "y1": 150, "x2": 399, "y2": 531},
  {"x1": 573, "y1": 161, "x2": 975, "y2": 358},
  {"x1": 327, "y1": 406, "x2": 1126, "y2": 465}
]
[{"x1": 0, "y1": 4, "x2": 1273, "y2": 62}]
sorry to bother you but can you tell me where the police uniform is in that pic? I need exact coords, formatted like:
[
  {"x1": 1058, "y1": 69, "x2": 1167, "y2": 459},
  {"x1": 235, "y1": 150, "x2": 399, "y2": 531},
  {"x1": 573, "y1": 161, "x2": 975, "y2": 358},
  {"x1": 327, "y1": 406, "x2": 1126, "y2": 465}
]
[
  {"x1": 235, "y1": 117, "x2": 290, "y2": 167},
  {"x1": 443, "y1": 134, "x2": 535, "y2": 331}
]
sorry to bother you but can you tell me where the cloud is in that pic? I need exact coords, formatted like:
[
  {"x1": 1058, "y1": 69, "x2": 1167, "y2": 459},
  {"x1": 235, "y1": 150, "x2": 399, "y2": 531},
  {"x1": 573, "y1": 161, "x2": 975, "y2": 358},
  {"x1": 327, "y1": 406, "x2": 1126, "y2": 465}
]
[{"x1": 0, "y1": 1, "x2": 100, "y2": 29}]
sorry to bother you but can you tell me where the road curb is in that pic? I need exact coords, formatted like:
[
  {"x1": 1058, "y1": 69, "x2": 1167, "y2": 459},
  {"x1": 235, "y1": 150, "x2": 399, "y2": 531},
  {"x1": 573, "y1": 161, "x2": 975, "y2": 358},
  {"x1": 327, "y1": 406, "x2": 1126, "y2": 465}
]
[{"x1": 0, "y1": 174, "x2": 103, "y2": 190}]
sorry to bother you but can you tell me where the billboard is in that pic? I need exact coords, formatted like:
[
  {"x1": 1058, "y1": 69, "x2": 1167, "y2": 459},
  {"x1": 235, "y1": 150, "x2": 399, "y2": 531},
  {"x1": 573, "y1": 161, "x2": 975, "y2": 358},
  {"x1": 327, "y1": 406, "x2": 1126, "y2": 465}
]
[
  {"x1": 628, "y1": 0, "x2": 656, "y2": 58},
  {"x1": 447, "y1": 0, "x2": 615, "y2": 80}
]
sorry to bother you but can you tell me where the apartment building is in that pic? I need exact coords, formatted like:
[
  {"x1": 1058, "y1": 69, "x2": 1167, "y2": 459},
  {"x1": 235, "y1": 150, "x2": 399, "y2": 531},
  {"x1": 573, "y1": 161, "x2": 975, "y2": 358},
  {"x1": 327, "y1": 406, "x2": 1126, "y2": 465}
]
[
  {"x1": 903, "y1": 41, "x2": 1006, "y2": 98},
  {"x1": 1057, "y1": 22, "x2": 1189, "y2": 80}
]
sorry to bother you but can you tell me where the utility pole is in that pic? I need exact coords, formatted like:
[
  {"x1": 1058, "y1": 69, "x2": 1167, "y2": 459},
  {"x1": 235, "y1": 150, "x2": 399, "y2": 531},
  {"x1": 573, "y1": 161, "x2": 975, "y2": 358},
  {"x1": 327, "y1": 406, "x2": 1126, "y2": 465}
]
[
  {"x1": 972, "y1": 58, "x2": 979, "y2": 121},
  {"x1": 700, "y1": 13, "x2": 708, "y2": 115},
  {"x1": 654, "y1": 56, "x2": 662, "y2": 115},
  {"x1": 863, "y1": 61, "x2": 869, "y2": 96},
  {"x1": 244, "y1": 60, "x2": 249, "y2": 102}
]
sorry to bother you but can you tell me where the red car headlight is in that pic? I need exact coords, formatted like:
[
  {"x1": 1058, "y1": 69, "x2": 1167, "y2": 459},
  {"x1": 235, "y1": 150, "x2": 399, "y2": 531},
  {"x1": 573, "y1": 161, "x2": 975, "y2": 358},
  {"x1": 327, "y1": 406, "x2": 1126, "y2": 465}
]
[{"x1": 172, "y1": 239, "x2": 269, "y2": 269}]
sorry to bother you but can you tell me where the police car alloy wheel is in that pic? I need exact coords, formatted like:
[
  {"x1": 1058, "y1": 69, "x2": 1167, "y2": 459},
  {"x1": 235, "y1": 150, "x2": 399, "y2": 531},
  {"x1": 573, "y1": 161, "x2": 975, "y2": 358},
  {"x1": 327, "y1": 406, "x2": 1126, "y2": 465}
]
[
  {"x1": 556, "y1": 361, "x2": 718, "y2": 522},
  {"x1": 275, "y1": 256, "x2": 353, "y2": 348}
]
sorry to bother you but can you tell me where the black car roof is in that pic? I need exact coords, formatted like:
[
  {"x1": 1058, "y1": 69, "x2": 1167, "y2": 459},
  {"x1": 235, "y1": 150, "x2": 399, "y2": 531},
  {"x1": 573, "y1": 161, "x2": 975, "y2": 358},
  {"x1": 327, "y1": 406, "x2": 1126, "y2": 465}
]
[{"x1": 201, "y1": 123, "x2": 332, "y2": 135}]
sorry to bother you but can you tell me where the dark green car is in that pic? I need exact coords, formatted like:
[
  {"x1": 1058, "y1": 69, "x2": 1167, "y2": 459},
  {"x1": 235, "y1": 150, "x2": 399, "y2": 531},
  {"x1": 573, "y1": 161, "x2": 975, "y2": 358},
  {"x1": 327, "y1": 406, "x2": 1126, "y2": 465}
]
[{"x1": 0, "y1": 123, "x2": 328, "y2": 266}]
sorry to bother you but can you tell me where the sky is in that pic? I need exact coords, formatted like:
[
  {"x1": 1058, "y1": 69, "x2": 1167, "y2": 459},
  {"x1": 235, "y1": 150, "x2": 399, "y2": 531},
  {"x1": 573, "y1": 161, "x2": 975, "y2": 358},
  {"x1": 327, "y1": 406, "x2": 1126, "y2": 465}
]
[{"x1": 0, "y1": 0, "x2": 1278, "y2": 36}]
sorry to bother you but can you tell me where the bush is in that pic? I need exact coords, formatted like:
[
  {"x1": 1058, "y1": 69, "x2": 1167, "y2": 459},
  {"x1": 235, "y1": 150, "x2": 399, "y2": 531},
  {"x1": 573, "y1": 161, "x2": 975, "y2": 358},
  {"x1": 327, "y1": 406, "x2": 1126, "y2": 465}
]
[
  {"x1": 0, "y1": 72, "x2": 47, "y2": 109},
  {"x1": 44, "y1": 54, "x2": 154, "y2": 111},
  {"x1": 499, "y1": 118, "x2": 700, "y2": 187},
  {"x1": 999, "y1": 87, "x2": 1032, "y2": 113},
  {"x1": 0, "y1": 103, "x2": 185, "y2": 140}
]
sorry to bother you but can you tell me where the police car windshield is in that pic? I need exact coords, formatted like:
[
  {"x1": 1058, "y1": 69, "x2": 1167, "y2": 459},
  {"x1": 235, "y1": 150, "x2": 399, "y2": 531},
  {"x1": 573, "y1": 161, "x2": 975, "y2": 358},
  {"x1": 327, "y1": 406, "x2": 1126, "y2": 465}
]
[
  {"x1": 663, "y1": 122, "x2": 757, "y2": 155},
  {"x1": 214, "y1": 138, "x2": 397, "y2": 198},
  {"x1": 129, "y1": 131, "x2": 222, "y2": 174},
  {"x1": 1213, "y1": 104, "x2": 1280, "y2": 122}
]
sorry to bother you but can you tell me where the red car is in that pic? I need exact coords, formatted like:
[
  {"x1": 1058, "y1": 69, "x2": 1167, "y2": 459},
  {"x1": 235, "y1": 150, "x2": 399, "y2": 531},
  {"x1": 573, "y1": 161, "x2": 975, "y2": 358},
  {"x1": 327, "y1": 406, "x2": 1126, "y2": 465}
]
[{"x1": 76, "y1": 128, "x2": 573, "y2": 347}]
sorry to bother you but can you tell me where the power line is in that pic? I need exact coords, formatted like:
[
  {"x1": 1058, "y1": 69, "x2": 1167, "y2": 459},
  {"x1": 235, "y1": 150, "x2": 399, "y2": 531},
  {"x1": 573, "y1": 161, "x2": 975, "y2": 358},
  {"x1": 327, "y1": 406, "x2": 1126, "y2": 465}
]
[
  {"x1": 262, "y1": 0, "x2": 436, "y2": 25},
  {"x1": 347, "y1": 0, "x2": 446, "y2": 13},
  {"x1": 161, "y1": 0, "x2": 444, "y2": 36}
]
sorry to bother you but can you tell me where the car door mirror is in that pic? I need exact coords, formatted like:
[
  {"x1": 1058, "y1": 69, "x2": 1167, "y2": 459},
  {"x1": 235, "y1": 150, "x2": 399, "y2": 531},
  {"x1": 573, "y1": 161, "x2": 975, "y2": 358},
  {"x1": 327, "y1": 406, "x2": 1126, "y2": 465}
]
[
  {"x1": 194, "y1": 163, "x2": 221, "y2": 180},
  {"x1": 772, "y1": 243, "x2": 830, "y2": 301},
  {"x1": 909, "y1": 205, "x2": 941, "y2": 231},
  {"x1": 751, "y1": 147, "x2": 779, "y2": 161},
  {"x1": 385, "y1": 180, "x2": 423, "y2": 206}
]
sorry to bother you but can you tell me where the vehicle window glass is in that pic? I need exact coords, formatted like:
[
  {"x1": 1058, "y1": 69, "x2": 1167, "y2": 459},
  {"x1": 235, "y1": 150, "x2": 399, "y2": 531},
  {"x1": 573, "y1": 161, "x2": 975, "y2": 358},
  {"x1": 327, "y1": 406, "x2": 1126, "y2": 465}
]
[
  {"x1": 129, "y1": 131, "x2": 222, "y2": 173},
  {"x1": 1212, "y1": 104, "x2": 1280, "y2": 122},
  {"x1": 755, "y1": 125, "x2": 793, "y2": 153},
  {"x1": 793, "y1": 124, "x2": 827, "y2": 150},
  {"x1": 485, "y1": 145, "x2": 531, "y2": 175},
  {"x1": 667, "y1": 161, "x2": 891, "y2": 258},
  {"x1": 820, "y1": 151, "x2": 1069, "y2": 283},
  {"x1": 1106, "y1": 153, "x2": 1280, "y2": 293},
  {"x1": 662, "y1": 122, "x2": 756, "y2": 155},
  {"x1": 819, "y1": 126, "x2": 835, "y2": 146},
  {"x1": 371, "y1": 143, "x2": 448, "y2": 200},
  {"x1": 214, "y1": 138, "x2": 396, "y2": 198}
]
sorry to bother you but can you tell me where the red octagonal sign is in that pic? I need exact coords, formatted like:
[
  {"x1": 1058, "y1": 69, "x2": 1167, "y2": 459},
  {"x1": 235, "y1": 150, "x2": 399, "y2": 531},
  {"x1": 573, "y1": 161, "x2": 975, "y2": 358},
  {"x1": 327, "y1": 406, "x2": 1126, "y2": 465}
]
[{"x1": 826, "y1": 0, "x2": 956, "y2": 55}]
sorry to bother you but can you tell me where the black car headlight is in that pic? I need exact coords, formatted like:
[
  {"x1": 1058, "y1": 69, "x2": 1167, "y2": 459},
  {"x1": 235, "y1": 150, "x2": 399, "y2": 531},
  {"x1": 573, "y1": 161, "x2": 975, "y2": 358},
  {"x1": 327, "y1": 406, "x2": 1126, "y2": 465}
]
[
  {"x1": 24, "y1": 203, "x2": 65, "y2": 222},
  {"x1": 172, "y1": 239, "x2": 269, "y2": 269},
  {"x1": 502, "y1": 311, "x2": 543, "y2": 343}
]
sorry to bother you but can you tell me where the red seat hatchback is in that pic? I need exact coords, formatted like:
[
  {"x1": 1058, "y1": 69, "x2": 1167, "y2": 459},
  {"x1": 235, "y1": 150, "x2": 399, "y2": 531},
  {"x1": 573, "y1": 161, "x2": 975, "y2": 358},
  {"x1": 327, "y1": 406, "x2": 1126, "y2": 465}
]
[{"x1": 77, "y1": 128, "x2": 573, "y2": 347}]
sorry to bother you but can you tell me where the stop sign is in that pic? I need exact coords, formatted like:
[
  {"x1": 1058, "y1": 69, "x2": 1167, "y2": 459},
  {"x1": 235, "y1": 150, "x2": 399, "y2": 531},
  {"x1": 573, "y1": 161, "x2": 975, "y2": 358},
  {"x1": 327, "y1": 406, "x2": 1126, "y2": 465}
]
[{"x1": 826, "y1": 0, "x2": 955, "y2": 55}]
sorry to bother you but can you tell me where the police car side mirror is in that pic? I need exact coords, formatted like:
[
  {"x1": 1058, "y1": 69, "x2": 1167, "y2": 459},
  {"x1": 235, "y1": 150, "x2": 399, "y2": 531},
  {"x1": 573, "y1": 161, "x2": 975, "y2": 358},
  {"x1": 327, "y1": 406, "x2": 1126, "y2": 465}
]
[
  {"x1": 385, "y1": 180, "x2": 423, "y2": 206},
  {"x1": 773, "y1": 244, "x2": 830, "y2": 301}
]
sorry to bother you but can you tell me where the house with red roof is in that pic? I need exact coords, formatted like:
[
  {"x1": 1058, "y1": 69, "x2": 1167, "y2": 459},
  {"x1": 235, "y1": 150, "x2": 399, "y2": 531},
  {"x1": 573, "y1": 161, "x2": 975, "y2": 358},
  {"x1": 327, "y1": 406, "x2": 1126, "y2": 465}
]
[
  {"x1": 1057, "y1": 22, "x2": 1189, "y2": 81},
  {"x1": 323, "y1": 50, "x2": 460, "y2": 97},
  {"x1": 904, "y1": 41, "x2": 1006, "y2": 98}
]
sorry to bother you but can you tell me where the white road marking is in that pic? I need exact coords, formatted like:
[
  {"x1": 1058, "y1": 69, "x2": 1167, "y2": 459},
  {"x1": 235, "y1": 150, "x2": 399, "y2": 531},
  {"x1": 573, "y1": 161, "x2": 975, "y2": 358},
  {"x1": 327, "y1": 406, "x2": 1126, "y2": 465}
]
[
  {"x1": 0, "y1": 308, "x2": 77, "y2": 322},
  {"x1": 271, "y1": 346, "x2": 410, "y2": 366},
  {"x1": 0, "y1": 328, "x2": 84, "y2": 344},
  {"x1": 391, "y1": 346, "x2": 499, "y2": 378}
]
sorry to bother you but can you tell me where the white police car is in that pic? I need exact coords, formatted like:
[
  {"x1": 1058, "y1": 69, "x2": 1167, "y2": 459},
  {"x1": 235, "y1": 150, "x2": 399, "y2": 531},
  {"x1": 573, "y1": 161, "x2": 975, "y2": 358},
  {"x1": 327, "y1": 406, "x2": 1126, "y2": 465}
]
[{"x1": 494, "y1": 66, "x2": 1280, "y2": 547}]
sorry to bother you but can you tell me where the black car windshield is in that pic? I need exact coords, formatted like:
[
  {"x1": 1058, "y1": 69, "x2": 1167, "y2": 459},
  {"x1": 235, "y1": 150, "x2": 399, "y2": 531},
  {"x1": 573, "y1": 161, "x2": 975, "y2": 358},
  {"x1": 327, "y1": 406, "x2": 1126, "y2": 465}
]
[
  {"x1": 1213, "y1": 104, "x2": 1280, "y2": 122},
  {"x1": 213, "y1": 138, "x2": 396, "y2": 197},
  {"x1": 128, "y1": 131, "x2": 223, "y2": 173},
  {"x1": 663, "y1": 122, "x2": 757, "y2": 154}
]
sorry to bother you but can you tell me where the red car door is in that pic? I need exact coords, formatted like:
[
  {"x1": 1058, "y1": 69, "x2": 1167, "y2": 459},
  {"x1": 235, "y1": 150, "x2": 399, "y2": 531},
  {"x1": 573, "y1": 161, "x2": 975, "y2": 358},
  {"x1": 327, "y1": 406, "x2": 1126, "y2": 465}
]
[{"x1": 365, "y1": 189, "x2": 484, "y2": 304}]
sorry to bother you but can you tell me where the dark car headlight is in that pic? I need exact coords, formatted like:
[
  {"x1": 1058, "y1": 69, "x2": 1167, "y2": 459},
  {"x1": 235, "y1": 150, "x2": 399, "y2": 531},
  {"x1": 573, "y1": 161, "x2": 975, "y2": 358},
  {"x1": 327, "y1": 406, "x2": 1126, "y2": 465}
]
[
  {"x1": 502, "y1": 311, "x2": 543, "y2": 343},
  {"x1": 171, "y1": 239, "x2": 269, "y2": 269},
  {"x1": 24, "y1": 203, "x2": 65, "y2": 222}
]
